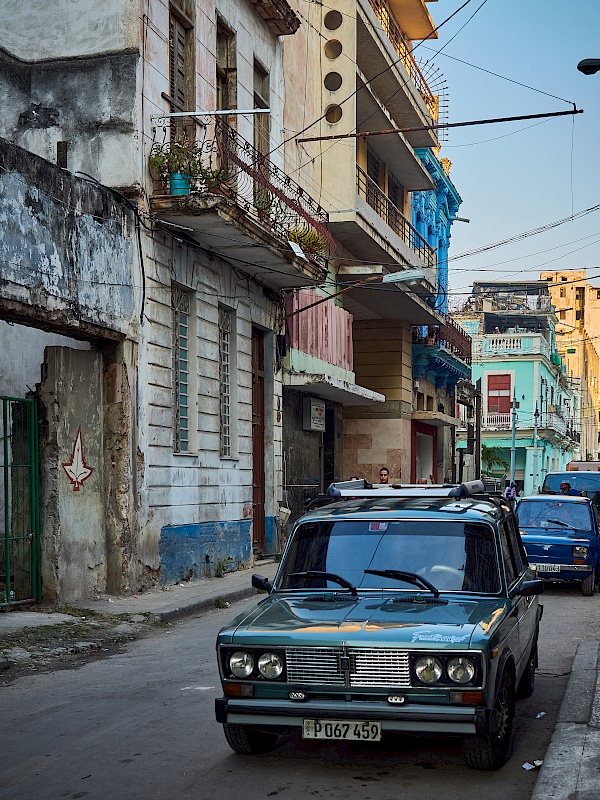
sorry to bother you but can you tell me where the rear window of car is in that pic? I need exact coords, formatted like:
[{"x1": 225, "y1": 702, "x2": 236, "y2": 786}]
[
  {"x1": 543, "y1": 473, "x2": 600, "y2": 495},
  {"x1": 277, "y1": 519, "x2": 501, "y2": 594},
  {"x1": 517, "y1": 498, "x2": 593, "y2": 532}
]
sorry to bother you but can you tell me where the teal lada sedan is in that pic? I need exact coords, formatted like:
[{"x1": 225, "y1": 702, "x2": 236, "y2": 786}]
[{"x1": 215, "y1": 481, "x2": 543, "y2": 770}]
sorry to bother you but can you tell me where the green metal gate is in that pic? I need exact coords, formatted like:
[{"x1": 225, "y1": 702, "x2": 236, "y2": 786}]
[{"x1": 1, "y1": 397, "x2": 41, "y2": 607}]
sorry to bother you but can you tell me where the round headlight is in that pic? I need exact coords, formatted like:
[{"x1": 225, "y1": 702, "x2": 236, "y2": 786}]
[
  {"x1": 258, "y1": 652, "x2": 284, "y2": 680},
  {"x1": 229, "y1": 651, "x2": 254, "y2": 678},
  {"x1": 447, "y1": 656, "x2": 475, "y2": 685},
  {"x1": 415, "y1": 656, "x2": 443, "y2": 684}
]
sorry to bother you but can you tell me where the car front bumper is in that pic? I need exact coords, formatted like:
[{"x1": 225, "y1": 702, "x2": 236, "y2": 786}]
[
  {"x1": 533, "y1": 563, "x2": 593, "y2": 578},
  {"x1": 215, "y1": 697, "x2": 498, "y2": 736}
]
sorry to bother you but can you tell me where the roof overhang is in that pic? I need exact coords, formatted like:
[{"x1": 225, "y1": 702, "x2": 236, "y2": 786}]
[
  {"x1": 412, "y1": 410, "x2": 462, "y2": 428},
  {"x1": 388, "y1": 0, "x2": 437, "y2": 40},
  {"x1": 284, "y1": 373, "x2": 386, "y2": 405},
  {"x1": 338, "y1": 266, "x2": 442, "y2": 325},
  {"x1": 149, "y1": 194, "x2": 328, "y2": 289}
]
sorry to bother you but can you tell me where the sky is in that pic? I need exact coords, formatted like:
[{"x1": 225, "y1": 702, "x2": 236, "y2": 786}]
[{"x1": 422, "y1": 0, "x2": 600, "y2": 307}]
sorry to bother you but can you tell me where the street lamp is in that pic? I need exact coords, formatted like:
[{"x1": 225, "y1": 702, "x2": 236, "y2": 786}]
[
  {"x1": 577, "y1": 59, "x2": 600, "y2": 75},
  {"x1": 285, "y1": 269, "x2": 425, "y2": 319}
]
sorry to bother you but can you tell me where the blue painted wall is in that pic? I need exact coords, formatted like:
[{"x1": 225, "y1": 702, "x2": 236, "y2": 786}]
[{"x1": 159, "y1": 516, "x2": 280, "y2": 583}]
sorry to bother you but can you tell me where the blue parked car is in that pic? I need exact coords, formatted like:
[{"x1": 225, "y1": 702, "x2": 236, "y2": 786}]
[{"x1": 516, "y1": 495, "x2": 600, "y2": 596}]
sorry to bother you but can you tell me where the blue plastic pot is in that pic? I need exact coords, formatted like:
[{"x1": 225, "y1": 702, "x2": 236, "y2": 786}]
[{"x1": 169, "y1": 173, "x2": 191, "y2": 195}]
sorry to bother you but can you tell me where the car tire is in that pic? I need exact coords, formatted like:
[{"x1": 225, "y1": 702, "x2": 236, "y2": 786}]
[
  {"x1": 516, "y1": 643, "x2": 537, "y2": 699},
  {"x1": 222, "y1": 723, "x2": 280, "y2": 755},
  {"x1": 582, "y1": 573, "x2": 595, "y2": 597},
  {"x1": 463, "y1": 671, "x2": 515, "y2": 770}
]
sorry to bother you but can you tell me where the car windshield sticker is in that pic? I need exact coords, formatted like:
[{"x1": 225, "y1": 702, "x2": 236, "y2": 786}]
[{"x1": 369, "y1": 522, "x2": 389, "y2": 532}]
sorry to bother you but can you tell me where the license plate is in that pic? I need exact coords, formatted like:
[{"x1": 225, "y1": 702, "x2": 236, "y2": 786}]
[
  {"x1": 533, "y1": 563, "x2": 561, "y2": 572},
  {"x1": 303, "y1": 719, "x2": 381, "y2": 741}
]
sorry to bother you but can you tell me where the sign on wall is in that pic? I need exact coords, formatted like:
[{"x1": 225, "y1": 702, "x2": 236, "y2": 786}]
[{"x1": 303, "y1": 397, "x2": 326, "y2": 432}]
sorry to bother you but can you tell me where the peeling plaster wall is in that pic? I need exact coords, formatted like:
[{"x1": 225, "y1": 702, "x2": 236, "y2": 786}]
[
  {"x1": 0, "y1": 138, "x2": 138, "y2": 338},
  {"x1": 38, "y1": 347, "x2": 106, "y2": 603}
]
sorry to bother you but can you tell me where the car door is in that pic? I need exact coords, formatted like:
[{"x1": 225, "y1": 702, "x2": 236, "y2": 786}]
[{"x1": 504, "y1": 514, "x2": 538, "y2": 667}]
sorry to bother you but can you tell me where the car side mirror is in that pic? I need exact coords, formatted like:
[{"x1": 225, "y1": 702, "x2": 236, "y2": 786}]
[
  {"x1": 511, "y1": 579, "x2": 544, "y2": 598},
  {"x1": 252, "y1": 574, "x2": 273, "y2": 593}
]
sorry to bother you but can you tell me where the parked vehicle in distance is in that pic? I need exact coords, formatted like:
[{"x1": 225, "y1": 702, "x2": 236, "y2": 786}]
[
  {"x1": 566, "y1": 461, "x2": 600, "y2": 472},
  {"x1": 542, "y1": 471, "x2": 600, "y2": 506},
  {"x1": 516, "y1": 494, "x2": 600, "y2": 596},
  {"x1": 215, "y1": 480, "x2": 543, "y2": 771}
]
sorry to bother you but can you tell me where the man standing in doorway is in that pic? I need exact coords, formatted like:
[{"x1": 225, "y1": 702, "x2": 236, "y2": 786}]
[{"x1": 379, "y1": 467, "x2": 390, "y2": 484}]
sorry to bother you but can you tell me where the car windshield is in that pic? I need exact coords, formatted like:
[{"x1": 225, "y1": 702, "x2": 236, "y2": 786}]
[
  {"x1": 276, "y1": 520, "x2": 501, "y2": 593},
  {"x1": 517, "y1": 499, "x2": 593, "y2": 532},
  {"x1": 543, "y1": 474, "x2": 600, "y2": 495}
]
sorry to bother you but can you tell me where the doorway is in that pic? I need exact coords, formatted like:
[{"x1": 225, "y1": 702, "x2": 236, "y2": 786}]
[{"x1": 251, "y1": 328, "x2": 266, "y2": 552}]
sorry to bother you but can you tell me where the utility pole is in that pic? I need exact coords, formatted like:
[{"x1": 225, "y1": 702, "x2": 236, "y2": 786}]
[
  {"x1": 533, "y1": 404, "x2": 540, "y2": 493},
  {"x1": 475, "y1": 378, "x2": 482, "y2": 479},
  {"x1": 510, "y1": 391, "x2": 517, "y2": 484}
]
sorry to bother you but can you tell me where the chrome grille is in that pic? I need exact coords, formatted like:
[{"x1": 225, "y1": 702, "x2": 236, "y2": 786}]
[
  {"x1": 285, "y1": 646, "x2": 411, "y2": 688},
  {"x1": 349, "y1": 648, "x2": 410, "y2": 687},
  {"x1": 286, "y1": 647, "x2": 344, "y2": 685}
]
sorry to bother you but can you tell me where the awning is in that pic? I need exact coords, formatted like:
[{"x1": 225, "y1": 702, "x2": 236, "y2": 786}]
[
  {"x1": 412, "y1": 411, "x2": 463, "y2": 428},
  {"x1": 285, "y1": 373, "x2": 385, "y2": 405}
]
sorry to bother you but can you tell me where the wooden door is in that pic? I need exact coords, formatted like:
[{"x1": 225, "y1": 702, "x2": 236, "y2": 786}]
[{"x1": 251, "y1": 328, "x2": 266, "y2": 552}]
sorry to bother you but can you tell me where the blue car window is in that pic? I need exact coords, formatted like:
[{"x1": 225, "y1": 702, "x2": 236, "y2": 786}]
[
  {"x1": 517, "y1": 499, "x2": 593, "y2": 531},
  {"x1": 278, "y1": 520, "x2": 501, "y2": 593}
]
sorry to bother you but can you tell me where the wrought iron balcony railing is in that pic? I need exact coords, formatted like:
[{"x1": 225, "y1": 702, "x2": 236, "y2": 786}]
[
  {"x1": 150, "y1": 118, "x2": 334, "y2": 265},
  {"x1": 366, "y1": 0, "x2": 438, "y2": 119},
  {"x1": 356, "y1": 164, "x2": 435, "y2": 269},
  {"x1": 412, "y1": 316, "x2": 472, "y2": 365}
]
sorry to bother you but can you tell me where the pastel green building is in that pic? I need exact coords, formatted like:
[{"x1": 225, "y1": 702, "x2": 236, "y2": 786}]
[{"x1": 454, "y1": 281, "x2": 579, "y2": 495}]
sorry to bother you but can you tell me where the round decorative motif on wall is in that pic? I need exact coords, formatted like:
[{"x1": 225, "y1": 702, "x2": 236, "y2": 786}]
[
  {"x1": 325, "y1": 104, "x2": 343, "y2": 123},
  {"x1": 324, "y1": 40, "x2": 343, "y2": 59},
  {"x1": 324, "y1": 72, "x2": 343, "y2": 91},
  {"x1": 324, "y1": 10, "x2": 343, "y2": 30}
]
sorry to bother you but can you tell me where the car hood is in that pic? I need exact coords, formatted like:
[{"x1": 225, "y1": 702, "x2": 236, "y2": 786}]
[
  {"x1": 220, "y1": 594, "x2": 507, "y2": 650},
  {"x1": 520, "y1": 528, "x2": 593, "y2": 562}
]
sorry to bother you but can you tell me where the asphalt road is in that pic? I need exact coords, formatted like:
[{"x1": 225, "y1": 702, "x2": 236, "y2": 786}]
[{"x1": 1, "y1": 582, "x2": 599, "y2": 800}]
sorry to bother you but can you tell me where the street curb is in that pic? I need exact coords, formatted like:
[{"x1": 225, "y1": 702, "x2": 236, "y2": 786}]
[
  {"x1": 152, "y1": 586, "x2": 263, "y2": 623},
  {"x1": 530, "y1": 640, "x2": 600, "y2": 800}
]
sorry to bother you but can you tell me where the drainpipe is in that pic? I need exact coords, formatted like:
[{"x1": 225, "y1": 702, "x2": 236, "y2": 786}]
[
  {"x1": 510, "y1": 391, "x2": 517, "y2": 483},
  {"x1": 533, "y1": 404, "x2": 540, "y2": 492}
]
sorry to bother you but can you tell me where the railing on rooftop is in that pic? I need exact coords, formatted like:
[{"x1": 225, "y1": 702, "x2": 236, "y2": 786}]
[
  {"x1": 366, "y1": 0, "x2": 438, "y2": 119},
  {"x1": 412, "y1": 316, "x2": 472, "y2": 365},
  {"x1": 150, "y1": 118, "x2": 334, "y2": 265},
  {"x1": 356, "y1": 164, "x2": 435, "y2": 270},
  {"x1": 472, "y1": 333, "x2": 551, "y2": 361}
]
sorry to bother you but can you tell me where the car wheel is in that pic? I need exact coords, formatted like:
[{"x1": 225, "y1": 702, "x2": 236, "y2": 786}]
[
  {"x1": 582, "y1": 573, "x2": 595, "y2": 597},
  {"x1": 516, "y1": 643, "x2": 537, "y2": 699},
  {"x1": 463, "y1": 671, "x2": 515, "y2": 770},
  {"x1": 222, "y1": 723, "x2": 280, "y2": 754}
]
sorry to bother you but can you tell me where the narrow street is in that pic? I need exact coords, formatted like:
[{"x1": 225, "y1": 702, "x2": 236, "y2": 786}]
[{"x1": 1, "y1": 584, "x2": 598, "y2": 800}]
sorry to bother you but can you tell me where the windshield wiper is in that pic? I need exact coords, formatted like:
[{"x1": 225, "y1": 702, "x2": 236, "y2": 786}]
[
  {"x1": 289, "y1": 571, "x2": 358, "y2": 596},
  {"x1": 364, "y1": 569, "x2": 440, "y2": 598},
  {"x1": 547, "y1": 518, "x2": 577, "y2": 530}
]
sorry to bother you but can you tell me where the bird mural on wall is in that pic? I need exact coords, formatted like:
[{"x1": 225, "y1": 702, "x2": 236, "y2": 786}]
[{"x1": 62, "y1": 426, "x2": 94, "y2": 491}]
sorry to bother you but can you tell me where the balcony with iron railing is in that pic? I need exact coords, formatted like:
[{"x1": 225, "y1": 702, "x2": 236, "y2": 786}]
[
  {"x1": 365, "y1": 0, "x2": 438, "y2": 119},
  {"x1": 412, "y1": 317, "x2": 472, "y2": 366},
  {"x1": 149, "y1": 118, "x2": 334, "y2": 278},
  {"x1": 483, "y1": 410, "x2": 577, "y2": 442},
  {"x1": 356, "y1": 164, "x2": 435, "y2": 271}
]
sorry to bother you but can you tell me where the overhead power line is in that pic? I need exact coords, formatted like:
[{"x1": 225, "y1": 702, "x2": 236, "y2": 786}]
[{"x1": 296, "y1": 107, "x2": 583, "y2": 144}]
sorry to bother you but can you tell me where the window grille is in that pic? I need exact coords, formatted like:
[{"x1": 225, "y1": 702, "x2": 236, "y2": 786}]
[
  {"x1": 173, "y1": 287, "x2": 191, "y2": 452},
  {"x1": 219, "y1": 307, "x2": 233, "y2": 457}
]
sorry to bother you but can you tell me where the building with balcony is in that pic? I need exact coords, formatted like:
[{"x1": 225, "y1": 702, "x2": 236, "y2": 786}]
[
  {"x1": 540, "y1": 270, "x2": 600, "y2": 461},
  {"x1": 283, "y1": 0, "x2": 462, "y2": 485},
  {"x1": 454, "y1": 281, "x2": 580, "y2": 494},
  {"x1": 0, "y1": 0, "x2": 332, "y2": 598}
]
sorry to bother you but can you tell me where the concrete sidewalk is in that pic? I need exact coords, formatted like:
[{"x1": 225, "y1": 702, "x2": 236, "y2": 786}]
[{"x1": 531, "y1": 639, "x2": 600, "y2": 800}]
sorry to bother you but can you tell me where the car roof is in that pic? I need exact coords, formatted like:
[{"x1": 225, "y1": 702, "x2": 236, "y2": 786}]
[
  {"x1": 544, "y1": 471, "x2": 600, "y2": 478},
  {"x1": 296, "y1": 495, "x2": 507, "y2": 526},
  {"x1": 517, "y1": 494, "x2": 592, "y2": 504}
]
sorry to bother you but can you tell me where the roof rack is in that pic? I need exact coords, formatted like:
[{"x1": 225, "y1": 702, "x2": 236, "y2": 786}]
[{"x1": 326, "y1": 479, "x2": 487, "y2": 501}]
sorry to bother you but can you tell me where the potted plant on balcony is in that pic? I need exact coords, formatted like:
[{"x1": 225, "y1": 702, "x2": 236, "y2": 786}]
[
  {"x1": 287, "y1": 226, "x2": 327, "y2": 256},
  {"x1": 149, "y1": 135, "x2": 200, "y2": 196}
]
